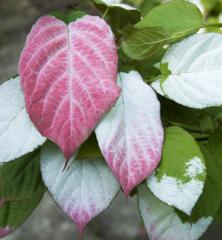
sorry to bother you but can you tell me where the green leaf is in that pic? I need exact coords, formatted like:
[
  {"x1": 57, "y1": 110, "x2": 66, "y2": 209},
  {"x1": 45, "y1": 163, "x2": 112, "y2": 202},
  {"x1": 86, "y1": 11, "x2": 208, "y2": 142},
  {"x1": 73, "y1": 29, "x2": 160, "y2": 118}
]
[
  {"x1": 92, "y1": 0, "x2": 141, "y2": 32},
  {"x1": 76, "y1": 133, "x2": 103, "y2": 159},
  {"x1": 0, "y1": 149, "x2": 45, "y2": 237},
  {"x1": 52, "y1": 10, "x2": 86, "y2": 24},
  {"x1": 177, "y1": 131, "x2": 222, "y2": 223},
  {"x1": 121, "y1": 27, "x2": 169, "y2": 60},
  {"x1": 139, "y1": 0, "x2": 161, "y2": 17},
  {"x1": 136, "y1": 0, "x2": 203, "y2": 42},
  {"x1": 160, "y1": 97, "x2": 220, "y2": 140},
  {"x1": 160, "y1": 97, "x2": 203, "y2": 132},
  {"x1": 134, "y1": 49, "x2": 164, "y2": 83},
  {"x1": 201, "y1": 0, "x2": 219, "y2": 12},
  {"x1": 118, "y1": 25, "x2": 138, "y2": 37},
  {"x1": 147, "y1": 126, "x2": 206, "y2": 215},
  {"x1": 118, "y1": 44, "x2": 164, "y2": 82},
  {"x1": 215, "y1": 201, "x2": 222, "y2": 224}
]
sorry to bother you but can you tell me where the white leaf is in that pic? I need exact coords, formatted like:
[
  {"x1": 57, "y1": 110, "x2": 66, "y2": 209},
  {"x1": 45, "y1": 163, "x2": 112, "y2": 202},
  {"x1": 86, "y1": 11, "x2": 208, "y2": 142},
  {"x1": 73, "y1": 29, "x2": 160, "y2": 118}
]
[
  {"x1": 41, "y1": 142, "x2": 120, "y2": 232},
  {"x1": 100, "y1": 0, "x2": 136, "y2": 10},
  {"x1": 151, "y1": 80, "x2": 164, "y2": 96},
  {"x1": 96, "y1": 71, "x2": 163, "y2": 195},
  {"x1": 152, "y1": 33, "x2": 222, "y2": 109},
  {"x1": 101, "y1": 0, "x2": 121, "y2": 3},
  {"x1": 138, "y1": 185, "x2": 212, "y2": 240},
  {"x1": 0, "y1": 77, "x2": 45, "y2": 162}
]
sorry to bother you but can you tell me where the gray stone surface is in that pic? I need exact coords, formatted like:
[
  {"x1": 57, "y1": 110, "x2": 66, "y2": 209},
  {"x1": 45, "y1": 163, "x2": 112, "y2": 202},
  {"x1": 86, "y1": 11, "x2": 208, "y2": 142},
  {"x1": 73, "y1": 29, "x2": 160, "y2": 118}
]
[
  {"x1": 0, "y1": 0, "x2": 221, "y2": 239},
  {"x1": 3, "y1": 193, "x2": 145, "y2": 240}
]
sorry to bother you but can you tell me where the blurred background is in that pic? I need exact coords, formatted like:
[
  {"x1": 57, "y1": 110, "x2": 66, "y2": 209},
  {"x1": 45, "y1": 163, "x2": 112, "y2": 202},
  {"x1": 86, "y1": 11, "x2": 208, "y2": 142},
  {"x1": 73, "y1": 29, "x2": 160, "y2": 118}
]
[{"x1": 0, "y1": 0, "x2": 222, "y2": 239}]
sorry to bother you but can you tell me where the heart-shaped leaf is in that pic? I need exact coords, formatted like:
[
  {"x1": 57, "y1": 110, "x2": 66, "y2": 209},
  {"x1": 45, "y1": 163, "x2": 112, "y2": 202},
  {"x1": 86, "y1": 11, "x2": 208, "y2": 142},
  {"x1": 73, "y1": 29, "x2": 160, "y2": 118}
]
[
  {"x1": 19, "y1": 15, "x2": 120, "y2": 160},
  {"x1": 0, "y1": 77, "x2": 45, "y2": 163},
  {"x1": 147, "y1": 127, "x2": 206, "y2": 215},
  {"x1": 41, "y1": 141, "x2": 120, "y2": 233},
  {"x1": 138, "y1": 185, "x2": 212, "y2": 240},
  {"x1": 152, "y1": 33, "x2": 222, "y2": 109},
  {"x1": 0, "y1": 150, "x2": 45, "y2": 238},
  {"x1": 96, "y1": 71, "x2": 163, "y2": 195}
]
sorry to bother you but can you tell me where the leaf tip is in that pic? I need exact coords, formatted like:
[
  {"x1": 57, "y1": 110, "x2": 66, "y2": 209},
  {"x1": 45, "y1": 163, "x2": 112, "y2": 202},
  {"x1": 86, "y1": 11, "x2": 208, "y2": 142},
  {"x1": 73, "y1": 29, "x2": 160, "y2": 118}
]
[
  {"x1": 0, "y1": 226, "x2": 14, "y2": 238},
  {"x1": 72, "y1": 213, "x2": 90, "y2": 235}
]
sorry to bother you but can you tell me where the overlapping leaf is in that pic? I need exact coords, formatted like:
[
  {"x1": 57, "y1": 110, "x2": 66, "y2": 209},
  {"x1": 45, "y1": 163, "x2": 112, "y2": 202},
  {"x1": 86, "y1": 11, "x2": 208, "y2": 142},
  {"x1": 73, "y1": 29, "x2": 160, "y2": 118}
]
[
  {"x1": 41, "y1": 140, "x2": 120, "y2": 233},
  {"x1": 0, "y1": 77, "x2": 45, "y2": 162},
  {"x1": 138, "y1": 185, "x2": 212, "y2": 240},
  {"x1": 147, "y1": 127, "x2": 206, "y2": 215},
  {"x1": 0, "y1": 150, "x2": 45, "y2": 238},
  {"x1": 178, "y1": 131, "x2": 222, "y2": 224},
  {"x1": 121, "y1": 27, "x2": 169, "y2": 60},
  {"x1": 96, "y1": 71, "x2": 163, "y2": 195},
  {"x1": 136, "y1": 0, "x2": 203, "y2": 42},
  {"x1": 19, "y1": 15, "x2": 120, "y2": 160},
  {"x1": 152, "y1": 33, "x2": 222, "y2": 109},
  {"x1": 94, "y1": 0, "x2": 136, "y2": 10},
  {"x1": 92, "y1": 0, "x2": 141, "y2": 31},
  {"x1": 138, "y1": 130, "x2": 222, "y2": 240},
  {"x1": 52, "y1": 10, "x2": 86, "y2": 24}
]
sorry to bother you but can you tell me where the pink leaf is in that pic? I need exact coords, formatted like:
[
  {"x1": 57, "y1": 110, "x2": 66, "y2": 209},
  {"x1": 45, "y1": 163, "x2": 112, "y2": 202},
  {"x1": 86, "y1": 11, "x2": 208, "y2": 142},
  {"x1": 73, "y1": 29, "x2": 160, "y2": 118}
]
[
  {"x1": 96, "y1": 71, "x2": 164, "y2": 195},
  {"x1": 19, "y1": 15, "x2": 120, "y2": 160},
  {"x1": 0, "y1": 226, "x2": 14, "y2": 238}
]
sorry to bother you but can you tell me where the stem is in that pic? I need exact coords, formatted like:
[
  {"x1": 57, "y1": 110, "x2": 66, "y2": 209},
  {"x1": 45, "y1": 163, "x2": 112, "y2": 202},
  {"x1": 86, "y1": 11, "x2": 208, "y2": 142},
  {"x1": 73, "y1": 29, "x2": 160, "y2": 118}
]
[
  {"x1": 202, "y1": 22, "x2": 222, "y2": 28},
  {"x1": 190, "y1": 129, "x2": 212, "y2": 134},
  {"x1": 195, "y1": 137, "x2": 210, "y2": 142},
  {"x1": 163, "y1": 22, "x2": 222, "y2": 43},
  {"x1": 102, "y1": 8, "x2": 109, "y2": 19},
  {"x1": 162, "y1": 118, "x2": 214, "y2": 134}
]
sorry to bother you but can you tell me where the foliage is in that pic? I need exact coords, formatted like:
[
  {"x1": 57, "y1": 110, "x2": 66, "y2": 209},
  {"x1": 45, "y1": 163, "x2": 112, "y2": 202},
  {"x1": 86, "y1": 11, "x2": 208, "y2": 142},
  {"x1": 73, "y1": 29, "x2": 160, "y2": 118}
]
[
  {"x1": 0, "y1": 150, "x2": 45, "y2": 237},
  {"x1": 1, "y1": 0, "x2": 222, "y2": 239}
]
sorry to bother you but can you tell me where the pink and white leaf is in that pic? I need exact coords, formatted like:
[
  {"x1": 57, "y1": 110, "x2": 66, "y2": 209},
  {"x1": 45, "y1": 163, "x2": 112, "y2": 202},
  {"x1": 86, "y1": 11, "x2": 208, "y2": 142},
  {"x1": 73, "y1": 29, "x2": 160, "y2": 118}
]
[
  {"x1": 95, "y1": 71, "x2": 163, "y2": 195},
  {"x1": 41, "y1": 142, "x2": 120, "y2": 233},
  {"x1": 138, "y1": 185, "x2": 212, "y2": 240},
  {"x1": 19, "y1": 15, "x2": 120, "y2": 160},
  {"x1": 0, "y1": 226, "x2": 14, "y2": 238},
  {"x1": 0, "y1": 77, "x2": 45, "y2": 162}
]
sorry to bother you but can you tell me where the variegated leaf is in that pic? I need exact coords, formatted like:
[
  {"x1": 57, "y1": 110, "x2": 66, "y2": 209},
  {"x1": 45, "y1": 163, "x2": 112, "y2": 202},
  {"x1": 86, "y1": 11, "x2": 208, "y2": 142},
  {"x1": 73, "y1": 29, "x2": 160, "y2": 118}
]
[
  {"x1": 96, "y1": 71, "x2": 163, "y2": 195},
  {"x1": 41, "y1": 141, "x2": 120, "y2": 232},
  {"x1": 147, "y1": 127, "x2": 206, "y2": 215}
]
